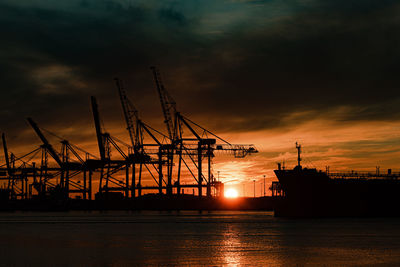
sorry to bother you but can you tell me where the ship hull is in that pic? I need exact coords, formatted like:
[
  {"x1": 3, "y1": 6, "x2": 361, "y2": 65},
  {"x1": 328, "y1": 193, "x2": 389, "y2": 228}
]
[{"x1": 274, "y1": 169, "x2": 400, "y2": 217}]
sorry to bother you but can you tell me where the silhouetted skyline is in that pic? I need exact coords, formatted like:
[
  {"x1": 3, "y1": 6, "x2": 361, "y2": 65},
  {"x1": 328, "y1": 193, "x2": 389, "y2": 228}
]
[{"x1": 1, "y1": 0, "x2": 400, "y2": 194}]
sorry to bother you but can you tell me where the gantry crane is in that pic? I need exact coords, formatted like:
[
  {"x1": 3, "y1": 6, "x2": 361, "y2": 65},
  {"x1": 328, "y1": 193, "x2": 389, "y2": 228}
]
[
  {"x1": 115, "y1": 78, "x2": 171, "y2": 197},
  {"x1": 1, "y1": 133, "x2": 72, "y2": 200},
  {"x1": 27, "y1": 118, "x2": 92, "y2": 199},
  {"x1": 90, "y1": 96, "x2": 133, "y2": 199},
  {"x1": 151, "y1": 67, "x2": 258, "y2": 197},
  {"x1": 1, "y1": 133, "x2": 48, "y2": 199},
  {"x1": 1, "y1": 133, "x2": 26, "y2": 199},
  {"x1": 150, "y1": 67, "x2": 183, "y2": 195}
]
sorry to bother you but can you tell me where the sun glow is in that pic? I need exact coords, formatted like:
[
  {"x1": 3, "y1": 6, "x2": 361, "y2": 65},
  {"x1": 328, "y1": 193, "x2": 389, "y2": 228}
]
[{"x1": 225, "y1": 188, "x2": 239, "y2": 198}]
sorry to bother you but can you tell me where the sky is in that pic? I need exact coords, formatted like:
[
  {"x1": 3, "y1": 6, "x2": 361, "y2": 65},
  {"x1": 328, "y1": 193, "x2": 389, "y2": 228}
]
[{"x1": 1, "y1": 0, "x2": 400, "y2": 196}]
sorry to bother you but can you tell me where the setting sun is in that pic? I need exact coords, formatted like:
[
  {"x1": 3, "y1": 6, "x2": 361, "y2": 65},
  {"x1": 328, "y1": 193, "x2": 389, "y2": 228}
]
[{"x1": 224, "y1": 188, "x2": 239, "y2": 198}]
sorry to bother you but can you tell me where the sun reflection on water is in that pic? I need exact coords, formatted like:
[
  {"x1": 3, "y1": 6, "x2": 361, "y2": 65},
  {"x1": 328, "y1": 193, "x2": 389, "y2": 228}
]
[{"x1": 221, "y1": 225, "x2": 243, "y2": 266}]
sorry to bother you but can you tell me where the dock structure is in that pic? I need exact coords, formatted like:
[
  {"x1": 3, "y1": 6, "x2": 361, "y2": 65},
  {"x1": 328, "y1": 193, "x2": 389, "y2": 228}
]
[{"x1": 0, "y1": 67, "x2": 258, "y2": 203}]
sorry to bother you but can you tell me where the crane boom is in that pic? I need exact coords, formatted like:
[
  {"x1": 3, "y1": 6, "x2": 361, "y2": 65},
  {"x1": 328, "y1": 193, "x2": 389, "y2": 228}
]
[
  {"x1": 27, "y1": 117, "x2": 64, "y2": 167},
  {"x1": 90, "y1": 96, "x2": 106, "y2": 160},
  {"x1": 115, "y1": 78, "x2": 141, "y2": 148},
  {"x1": 2, "y1": 133, "x2": 11, "y2": 175},
  {"x1": 215, "y1": 144, "x2": 258, "y2": 158},
  {"x1": 150, "y1": 66, "x2": 176, "y2": 140}
]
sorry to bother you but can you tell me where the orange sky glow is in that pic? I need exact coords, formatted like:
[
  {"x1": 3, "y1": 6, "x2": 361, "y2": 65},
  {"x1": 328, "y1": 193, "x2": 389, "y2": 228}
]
[{"x1": 2, "y1": 110, "x2": 400, "y2": 197}]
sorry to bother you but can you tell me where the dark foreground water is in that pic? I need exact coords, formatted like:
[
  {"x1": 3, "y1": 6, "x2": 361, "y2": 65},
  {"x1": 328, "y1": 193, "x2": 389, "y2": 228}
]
[{"x1": 1, "y1": 211, "x2": 400, "y2": 266}]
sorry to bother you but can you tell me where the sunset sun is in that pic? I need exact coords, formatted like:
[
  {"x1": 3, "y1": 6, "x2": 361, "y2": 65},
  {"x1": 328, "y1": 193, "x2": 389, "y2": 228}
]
[{"x1": 224, "y1": 188, "x2": 239, "y2": 198}]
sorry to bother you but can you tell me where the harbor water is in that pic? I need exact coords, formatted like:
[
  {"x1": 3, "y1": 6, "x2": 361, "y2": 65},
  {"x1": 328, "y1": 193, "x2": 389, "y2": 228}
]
[{"x1": 1, "y1": 211, "x2": 400, "y2": 266}]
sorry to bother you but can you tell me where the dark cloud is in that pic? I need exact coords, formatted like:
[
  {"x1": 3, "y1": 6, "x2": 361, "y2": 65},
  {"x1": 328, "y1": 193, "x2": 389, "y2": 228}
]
[
  {"x1": 1, "y1": 0, "x2": 400, "y2": 150},
  {"x1": 179, "y1": 0, "x2": 400, "y2": 130}
]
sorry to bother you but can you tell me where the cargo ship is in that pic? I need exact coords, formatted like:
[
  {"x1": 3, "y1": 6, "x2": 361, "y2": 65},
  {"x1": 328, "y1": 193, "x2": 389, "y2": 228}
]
[{"x1": 272, "y1": 143, "x2": 400, "y2": 217}]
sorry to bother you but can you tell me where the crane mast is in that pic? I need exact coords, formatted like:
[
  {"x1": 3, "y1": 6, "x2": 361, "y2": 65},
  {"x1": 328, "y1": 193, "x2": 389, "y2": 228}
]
[
  {"x1": 115, "y1": 78, "x2": 142, "y2": 149},
  {"x1": 150, "y1": 66, "x2": 177, "y2": 141}
]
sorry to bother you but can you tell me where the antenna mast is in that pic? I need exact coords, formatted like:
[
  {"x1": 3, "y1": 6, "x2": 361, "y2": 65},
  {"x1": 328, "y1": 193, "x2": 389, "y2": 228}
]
[{"x1": 296, "y1": 142, "x2": 301, "y2": 168}]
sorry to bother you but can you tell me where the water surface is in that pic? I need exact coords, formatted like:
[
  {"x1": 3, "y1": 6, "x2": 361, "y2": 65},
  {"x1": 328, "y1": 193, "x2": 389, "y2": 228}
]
[{"x1": 1, "y1": 211, "x2": 400, "y2": 266}]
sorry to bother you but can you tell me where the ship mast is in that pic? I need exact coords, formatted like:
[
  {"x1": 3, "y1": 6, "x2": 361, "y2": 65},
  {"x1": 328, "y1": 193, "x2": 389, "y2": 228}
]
[{"x1": 296, "y1": 142, "x2": 301, "y2": 168}]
